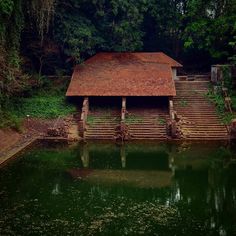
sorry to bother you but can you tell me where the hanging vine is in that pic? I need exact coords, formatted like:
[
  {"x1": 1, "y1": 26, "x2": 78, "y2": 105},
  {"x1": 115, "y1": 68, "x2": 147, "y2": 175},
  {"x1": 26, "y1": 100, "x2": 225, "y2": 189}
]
[
  {"x1": 30, "y1": 0, "x2": 57, "y2": 41},
  {"x1": 0, "y1": 0, "x2": 25, "y2": 108}
]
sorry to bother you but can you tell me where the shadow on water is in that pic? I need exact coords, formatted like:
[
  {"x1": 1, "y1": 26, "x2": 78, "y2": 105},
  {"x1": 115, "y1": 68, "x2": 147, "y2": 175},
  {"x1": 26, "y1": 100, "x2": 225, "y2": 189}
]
[{"x1": 0, "y1": 141, "x2": 236, "y2": 235}]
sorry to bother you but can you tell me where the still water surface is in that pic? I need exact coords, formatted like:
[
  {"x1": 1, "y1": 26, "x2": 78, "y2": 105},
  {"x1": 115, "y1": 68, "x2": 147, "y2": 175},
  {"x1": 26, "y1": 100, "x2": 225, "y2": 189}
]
[{"x1": 0, "y1": 141, "x2": 236, "y2": 236}]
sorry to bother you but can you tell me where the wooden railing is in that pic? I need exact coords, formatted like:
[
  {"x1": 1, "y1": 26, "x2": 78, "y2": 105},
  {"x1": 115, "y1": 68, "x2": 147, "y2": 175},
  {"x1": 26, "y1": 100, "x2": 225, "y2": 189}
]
[{"x1": 79, "y1": 97, "x2": 89, "y2": 138}]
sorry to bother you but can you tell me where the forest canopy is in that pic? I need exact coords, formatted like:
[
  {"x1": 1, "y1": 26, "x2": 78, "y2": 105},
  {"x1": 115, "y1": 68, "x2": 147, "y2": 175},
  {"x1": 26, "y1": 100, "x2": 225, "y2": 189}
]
[{"x1": 0, "y1": 0, "x2": 236, "y2": 111}]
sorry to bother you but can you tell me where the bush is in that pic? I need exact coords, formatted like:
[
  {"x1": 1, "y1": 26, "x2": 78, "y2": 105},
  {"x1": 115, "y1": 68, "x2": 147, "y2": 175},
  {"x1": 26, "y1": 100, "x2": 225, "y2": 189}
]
[{"x1": 0, "y1": 111, "x2": 23, "y2": 132}]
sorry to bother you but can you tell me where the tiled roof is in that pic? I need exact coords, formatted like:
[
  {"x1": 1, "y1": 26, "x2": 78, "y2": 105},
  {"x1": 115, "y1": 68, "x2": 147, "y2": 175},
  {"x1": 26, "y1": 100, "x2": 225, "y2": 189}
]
[{"x1": 66, "y1": 52, "x2": 180, "y2": 97}]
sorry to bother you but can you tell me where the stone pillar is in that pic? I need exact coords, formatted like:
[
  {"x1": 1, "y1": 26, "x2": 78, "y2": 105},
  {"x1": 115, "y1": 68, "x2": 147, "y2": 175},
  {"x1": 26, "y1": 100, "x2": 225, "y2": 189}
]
[
  {"x1": 79, "y1": 97, "x2": 89, "y2": 138},
  {"x1": 121, "y1": 97, "x2": 126, "y2": 123}
]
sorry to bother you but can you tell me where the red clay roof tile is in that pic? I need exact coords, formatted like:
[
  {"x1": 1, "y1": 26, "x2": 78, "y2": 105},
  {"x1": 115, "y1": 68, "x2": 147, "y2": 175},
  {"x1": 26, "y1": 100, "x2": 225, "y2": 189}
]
[{"x1": 66, "y1": 52, "x2": 179, "y2": 97}]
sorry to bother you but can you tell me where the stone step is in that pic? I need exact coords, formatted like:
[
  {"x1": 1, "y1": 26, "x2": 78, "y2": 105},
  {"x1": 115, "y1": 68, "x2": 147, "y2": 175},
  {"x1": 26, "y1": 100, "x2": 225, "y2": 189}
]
[
  {"x1": 184, "y1": 133, "x2": 229, "y2": 136},
  {"x1": 131, "y1": 136, "x2": 168, "y2": 140},
  {"x1": 129, "y1": 126, "x2": 166, "y2": 129},
  {"x1": 85, "y1": 137, "x2": 115, "y2": 140},
  {"x1": 86, "y1": 127, "x2": 115, "y2": 130},
  {"x1": 182, "y1": 123, "x2": 226, "y2": 126},
  {"x1": 131, "y1": 134, "x2": 167, "y2": 137},
  {"x1": 182, "y1": 127, "x2": 227, "y2": 132},
  {"x1": 85, "y1": 132, "x2": 115, "y2": 136},
  {"x1": 184, "y1": 136, "x2": 229, "y2": 139}
]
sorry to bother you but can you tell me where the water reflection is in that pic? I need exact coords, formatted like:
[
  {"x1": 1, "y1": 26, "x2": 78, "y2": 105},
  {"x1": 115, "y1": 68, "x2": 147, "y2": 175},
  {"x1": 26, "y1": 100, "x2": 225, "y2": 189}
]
[
  {"x1": 69, "y1": 142, "x2": 236, "y2": 235},
  {"x1": 1, "y1": 141, "x2": 236, "y2": 236}
]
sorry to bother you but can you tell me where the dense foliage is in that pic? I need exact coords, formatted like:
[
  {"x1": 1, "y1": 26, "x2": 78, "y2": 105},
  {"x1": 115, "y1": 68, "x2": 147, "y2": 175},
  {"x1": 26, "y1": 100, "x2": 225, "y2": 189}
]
[{"x1": 0, "y1": 0, "x2": 236, "y2": 123}]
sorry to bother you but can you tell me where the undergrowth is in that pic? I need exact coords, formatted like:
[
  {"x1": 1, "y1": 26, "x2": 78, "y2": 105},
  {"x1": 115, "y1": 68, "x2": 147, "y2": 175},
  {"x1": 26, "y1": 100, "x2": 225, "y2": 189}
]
[
  {"x1": 10, "y1": 93, "x2": 76, "y2": 119},
  {"x1": 0, "y1": 111, "x2": 22, "y2": 132},
  {"x1": 206, "y1": 90, "x2": 235, "y2": 125},
  {"x1": 0, "y1": 76, "x2": 76, "y2": 129}
]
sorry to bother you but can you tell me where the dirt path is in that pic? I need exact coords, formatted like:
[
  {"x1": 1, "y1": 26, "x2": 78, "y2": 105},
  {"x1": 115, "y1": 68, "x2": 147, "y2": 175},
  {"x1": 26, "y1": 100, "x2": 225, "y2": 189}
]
[
  {"x1": 0, "y1": 118, "x2": 55, "y2": 165},
  {"x1": 0, "y1": 129, "x2": 21, "y2": 153}
]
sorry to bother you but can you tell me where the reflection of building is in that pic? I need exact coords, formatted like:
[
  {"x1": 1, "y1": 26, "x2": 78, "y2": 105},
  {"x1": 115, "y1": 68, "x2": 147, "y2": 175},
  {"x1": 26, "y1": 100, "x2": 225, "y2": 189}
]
[
  {"x1": 79, "y1": 143, "x2": 171, "y2": 170},
  {"x1": 67, "y1": 142, "x2": 236, "y2": 234},
  {"x1": 69, "y1": 143, "x2": 172, "y2": 188}
]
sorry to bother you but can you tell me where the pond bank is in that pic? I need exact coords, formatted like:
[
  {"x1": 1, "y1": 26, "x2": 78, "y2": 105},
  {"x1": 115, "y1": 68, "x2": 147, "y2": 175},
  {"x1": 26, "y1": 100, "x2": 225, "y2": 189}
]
[
  {"x1": 0, "y1": 118, "x2": 55, "y2": 167},
  {"x1": 0, "y1": 136, "x2": 38, "y2": 167}
]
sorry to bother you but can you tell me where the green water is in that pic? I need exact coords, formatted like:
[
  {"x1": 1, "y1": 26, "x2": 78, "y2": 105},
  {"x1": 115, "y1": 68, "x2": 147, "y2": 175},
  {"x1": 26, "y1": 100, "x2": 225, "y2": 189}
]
[{"x1": 0, "y1": 141, "x2": 236, "y2": 236}]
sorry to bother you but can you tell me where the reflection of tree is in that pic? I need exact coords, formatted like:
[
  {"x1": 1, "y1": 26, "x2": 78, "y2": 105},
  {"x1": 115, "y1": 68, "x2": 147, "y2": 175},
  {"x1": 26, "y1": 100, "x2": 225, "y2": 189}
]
[
  {"x1": 207, "y1": 160, "x2": 236, "y2": 235},
  {"x1": 171, "y1": 158, "x2": 236, "y2": 235}
]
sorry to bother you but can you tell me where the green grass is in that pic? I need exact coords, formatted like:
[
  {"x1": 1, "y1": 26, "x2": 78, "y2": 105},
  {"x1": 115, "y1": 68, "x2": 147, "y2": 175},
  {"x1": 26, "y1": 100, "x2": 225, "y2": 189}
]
[
  {"x1": 206, "y1": 89, "x2": 236, "y2": 125},
  {"x1": 0, "y1": 92, "x2": 76, "y2": 130},
  {"x1": 206, "y1": 91, "x2": 225, "y2": 114},
  {"x1": 11, "y1": 94, "x2": 76, "y2": 119},
  {"x1": 0, "y1": 75, "x2": 76, "y2": 129}
]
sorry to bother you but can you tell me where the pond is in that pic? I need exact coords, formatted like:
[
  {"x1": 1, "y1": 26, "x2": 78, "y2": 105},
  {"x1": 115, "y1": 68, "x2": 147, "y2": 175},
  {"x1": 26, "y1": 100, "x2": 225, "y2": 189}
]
[{"x1": 0, "y1": 141, "x2": 236, "y2": 236}]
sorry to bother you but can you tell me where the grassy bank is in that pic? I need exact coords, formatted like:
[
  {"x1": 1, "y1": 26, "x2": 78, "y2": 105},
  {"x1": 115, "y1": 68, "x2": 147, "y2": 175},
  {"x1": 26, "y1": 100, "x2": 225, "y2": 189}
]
[{"x1": 0, "y1": 77, "x2": 76, "y2": 131}]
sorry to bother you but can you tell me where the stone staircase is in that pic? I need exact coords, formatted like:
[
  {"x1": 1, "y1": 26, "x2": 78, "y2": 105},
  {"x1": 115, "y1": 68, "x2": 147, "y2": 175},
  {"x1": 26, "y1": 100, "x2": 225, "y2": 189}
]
[
  {"x1": 85, "y1": 109, "x2": 120, "y2": 140},
  {"x1": 126, "y1": 108, "x2": 169, "y2": 140},
  {"x1": 173, "y1": 81, "x2": 229, "y2": 140}
]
